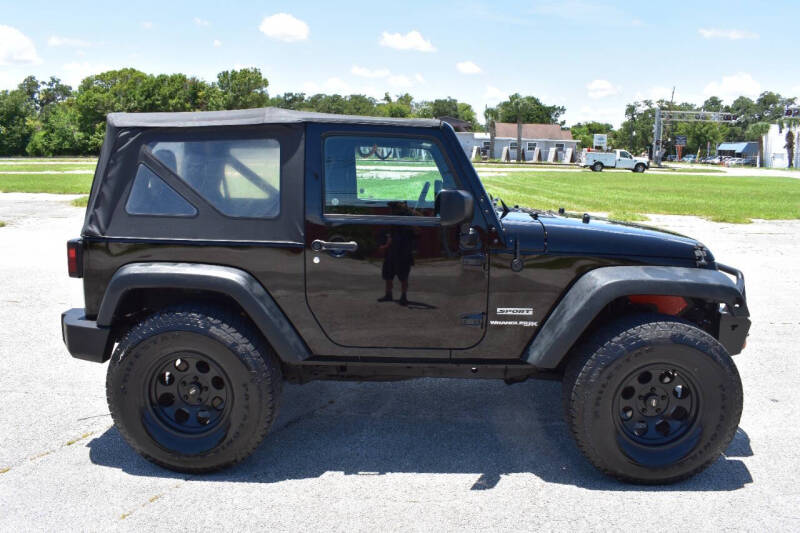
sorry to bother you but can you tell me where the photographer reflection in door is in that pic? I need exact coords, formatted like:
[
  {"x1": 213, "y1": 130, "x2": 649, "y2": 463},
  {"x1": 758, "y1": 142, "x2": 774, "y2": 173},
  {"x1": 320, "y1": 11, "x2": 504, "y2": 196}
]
[{"x1": 377, "y1": 201, "x2": 417, "y2": 306}]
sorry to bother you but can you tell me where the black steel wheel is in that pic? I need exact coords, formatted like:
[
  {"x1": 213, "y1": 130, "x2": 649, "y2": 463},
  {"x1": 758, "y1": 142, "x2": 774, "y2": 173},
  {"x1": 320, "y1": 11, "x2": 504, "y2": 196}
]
[
  {"x1": 591, "y1": 161, "x2": 603, "y2": 172},
  {"x1": 107, "y1": 305, "x2": 282, "y2": 473},
  {"x1": 563, "y1": 314, "x2": 743, "y2": 484},
  {"x1": 149, "y1": 353, "x2": 231, "y2": 434}
]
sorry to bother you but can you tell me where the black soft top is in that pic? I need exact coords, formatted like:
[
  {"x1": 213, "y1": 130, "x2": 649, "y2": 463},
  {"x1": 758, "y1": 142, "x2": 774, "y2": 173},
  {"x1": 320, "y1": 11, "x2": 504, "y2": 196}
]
[
  {"x1": 107, "y1": 107, "x2": 443, "y2": 129},
  {"x1": 84, "y1": 108, "x2": 446, "y2": 243}
]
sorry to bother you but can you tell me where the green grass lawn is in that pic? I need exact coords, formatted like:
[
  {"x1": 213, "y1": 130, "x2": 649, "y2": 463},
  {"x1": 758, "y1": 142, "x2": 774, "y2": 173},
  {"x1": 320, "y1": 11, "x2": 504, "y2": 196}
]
[
  {"x1": 0, "y1": 173, "x2": 94, "y2": 194},
  {"x1": 0, "y1": 163, "x2": 96, "y2": 172},
  {"x1": 2, "y1": 165, "x2": 799, "y2": 224},
  {"x1": 480, "y1": 170, "x2": 800, "y2": 223}
]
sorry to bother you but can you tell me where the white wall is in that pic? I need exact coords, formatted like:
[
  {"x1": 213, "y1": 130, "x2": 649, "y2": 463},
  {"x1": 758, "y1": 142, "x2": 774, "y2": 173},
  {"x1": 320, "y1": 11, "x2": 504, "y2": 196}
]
[{"x1": 763, "y1": 124, "x2": 800, "y2": 168}]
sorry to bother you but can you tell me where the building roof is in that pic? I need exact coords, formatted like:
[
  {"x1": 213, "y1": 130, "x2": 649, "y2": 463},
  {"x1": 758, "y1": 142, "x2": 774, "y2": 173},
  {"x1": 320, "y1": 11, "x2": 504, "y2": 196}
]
[
  {"x1": 717, "y1": 142, "x2": 759, "y2": 154},
  {"x1": 494, "y1": 122, "x2": 573, "y2": 140},
  {"x1": 107, "y1": 107, "x2": 442, "y2": 128}
]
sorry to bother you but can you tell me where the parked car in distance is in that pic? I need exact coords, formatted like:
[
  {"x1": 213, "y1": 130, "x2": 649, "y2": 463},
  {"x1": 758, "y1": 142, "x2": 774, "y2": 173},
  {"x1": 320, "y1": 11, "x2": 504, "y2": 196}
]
[
  {"x1": 580, "y1": 149, "x2": 649, "y2": 172},
  {"x1": 681, "y1": 155, "x2": 697, "y2": 163}
]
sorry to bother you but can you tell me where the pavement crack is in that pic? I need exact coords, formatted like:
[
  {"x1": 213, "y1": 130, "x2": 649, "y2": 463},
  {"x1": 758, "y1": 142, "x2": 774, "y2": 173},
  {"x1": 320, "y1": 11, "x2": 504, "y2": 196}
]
[{"x1": 119, "y1": 481, "x2": 186, "y2": 520}]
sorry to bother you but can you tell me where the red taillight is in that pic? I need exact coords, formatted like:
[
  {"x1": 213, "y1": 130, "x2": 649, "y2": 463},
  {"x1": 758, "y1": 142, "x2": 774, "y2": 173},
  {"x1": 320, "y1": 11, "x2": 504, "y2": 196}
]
[{"x1": 67, "y1": 238, "x2": 83, "y2": 278}]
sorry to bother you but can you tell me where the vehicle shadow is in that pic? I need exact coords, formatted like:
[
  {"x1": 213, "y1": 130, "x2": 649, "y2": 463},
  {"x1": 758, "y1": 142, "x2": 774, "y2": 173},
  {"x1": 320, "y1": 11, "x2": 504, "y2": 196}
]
[{"x1": 88, "y1": 378, "x2": 753, "y2": 491}]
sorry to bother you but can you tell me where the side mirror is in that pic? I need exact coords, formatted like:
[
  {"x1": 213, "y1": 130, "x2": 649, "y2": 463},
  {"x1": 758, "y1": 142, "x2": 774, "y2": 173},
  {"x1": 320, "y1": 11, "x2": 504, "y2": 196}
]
[{"x1": 435, "y1": 189, "x2": 474, "y2": 226}]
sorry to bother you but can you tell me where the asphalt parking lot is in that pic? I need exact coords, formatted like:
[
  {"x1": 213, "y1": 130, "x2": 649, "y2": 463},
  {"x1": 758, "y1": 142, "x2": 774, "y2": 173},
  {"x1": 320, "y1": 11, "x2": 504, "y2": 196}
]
[{"x1": 1, "y1": 193, "x2": 799, "y2": 531}]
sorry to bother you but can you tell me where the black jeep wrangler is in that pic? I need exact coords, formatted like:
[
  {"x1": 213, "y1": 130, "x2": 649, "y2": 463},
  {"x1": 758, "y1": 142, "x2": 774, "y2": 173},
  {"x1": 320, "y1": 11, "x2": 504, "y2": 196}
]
[{"x1": 62, "y1": 108, "x2": 749, "y2": 484}]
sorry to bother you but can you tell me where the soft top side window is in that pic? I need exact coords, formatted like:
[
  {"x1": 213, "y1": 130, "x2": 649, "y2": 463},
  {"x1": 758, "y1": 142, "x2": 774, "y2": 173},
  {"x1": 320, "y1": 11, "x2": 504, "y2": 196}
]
[
  {"x1": 125, "y1": 164, "x2": 197, "y2": 217},
  {"x1": 323, "y1": 135, "x2": 456, "y2": 217},
  {"x1": 148, "y1": 138, "x2": 280, "y2": 219}
]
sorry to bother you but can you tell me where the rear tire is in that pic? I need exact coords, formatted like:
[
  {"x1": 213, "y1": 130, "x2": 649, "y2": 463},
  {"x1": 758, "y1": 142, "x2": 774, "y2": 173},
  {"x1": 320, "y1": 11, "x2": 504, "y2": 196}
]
[
  {"x1": 563, "y1": 314, "x2": 742, "y2": 484},
  {"x1": 591, "y1": 162, "x2": 604, "y2": 172},
  {"x1": 106, "y1": 305, "x2": 282, "y2": 473}
]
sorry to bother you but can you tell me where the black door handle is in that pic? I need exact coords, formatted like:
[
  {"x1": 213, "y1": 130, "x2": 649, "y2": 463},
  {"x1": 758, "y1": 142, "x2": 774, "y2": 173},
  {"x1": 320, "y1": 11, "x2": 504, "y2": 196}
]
[{"x1": 311, "y1": 240, "x2": 358, "y2": 253}]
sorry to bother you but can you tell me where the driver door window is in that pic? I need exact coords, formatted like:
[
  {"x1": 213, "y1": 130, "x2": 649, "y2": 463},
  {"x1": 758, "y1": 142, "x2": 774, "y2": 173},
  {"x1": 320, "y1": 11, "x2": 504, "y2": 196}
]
[{"x1": 323, "y1": 135, "x2": 456, "y2": 217}]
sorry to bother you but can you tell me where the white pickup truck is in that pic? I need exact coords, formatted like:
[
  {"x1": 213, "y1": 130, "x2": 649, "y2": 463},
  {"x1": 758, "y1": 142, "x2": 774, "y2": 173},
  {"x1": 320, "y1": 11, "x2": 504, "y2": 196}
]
[{"x1": 580, "y1": 149, "x2": 649, "y2": 172}]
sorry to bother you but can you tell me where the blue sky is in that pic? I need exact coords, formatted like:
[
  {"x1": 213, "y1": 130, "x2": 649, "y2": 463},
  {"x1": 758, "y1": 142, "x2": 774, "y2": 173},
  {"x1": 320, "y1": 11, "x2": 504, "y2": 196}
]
[{"x1": 1, "y1": 0, "x2": 797, "y2": 127}]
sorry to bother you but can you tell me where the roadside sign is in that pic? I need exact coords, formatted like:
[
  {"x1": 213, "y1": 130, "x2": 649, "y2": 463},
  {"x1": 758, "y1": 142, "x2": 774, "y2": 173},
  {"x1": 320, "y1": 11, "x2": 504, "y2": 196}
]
[
  {"x1": 675, "y1": 135, "x2": 687, "y2": 147},
  {"x1": 593, "y1": 134, "x2": 607, "y2": 150}
]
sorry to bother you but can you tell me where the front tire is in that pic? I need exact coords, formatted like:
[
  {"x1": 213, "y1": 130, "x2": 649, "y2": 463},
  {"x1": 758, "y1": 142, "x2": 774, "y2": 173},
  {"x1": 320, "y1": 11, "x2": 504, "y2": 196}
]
[
  {"x1": 634, "y1": 163, "x2": 646, "y2": 173},
  {"x1": 563, "y1": 314, "x2": 742, "y2": 484},
  {"x1": 106, "y1": 305, "x2": 282, "y2": 473}
]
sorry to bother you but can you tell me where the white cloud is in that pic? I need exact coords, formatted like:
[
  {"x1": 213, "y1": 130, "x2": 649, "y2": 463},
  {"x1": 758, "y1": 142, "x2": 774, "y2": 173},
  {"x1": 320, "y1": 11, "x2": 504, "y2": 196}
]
[
  {"x1": 303, "y1": 77, "x2": 354, "y2": 94},
  {"x1": 631, "y1": 18, "x2": 643, "y2": 27},
  {"x1": 194, "y1": 17, "x2": 210, "y2": 27},
  {"x1": 259, "y1": 13, "x2": 309, "y2": 42},
  {"x1": 485, "y1": 86, "x2": 506, "y2": 104},
  {"x1": 586, "y1": 79, "x2": 620, "y2": 99},
  {"x1": 566, "y1": 105, "x2": 624, "y2": 129},
  {"x1": 351, "y1": 65, "x2": 390, "y2": 78},
  {"x1": 414, "y1": 73, "x2": 425, "y2": 84},
  {"x1": 456, "y1": 60, "x2": 482, "y2": 74},
  {"x1": 379, "y1": 30, "x2": 435, "y2": 52},
  {"x1": 387, "y1": 74, "x2": 413, "y2": 89},
  {"x1": 0, "y1": 25, "x2": 41, "y2": 65},
  {"x1": 213, "y1": 39, "x2": 222, "y2": 47},
  {"x1": 141, "y1": 21, "x2": 154, "y2": 30},
  {"x1": 703, "y1": 72, "x2": 761, "y2": 100},
  {"x1": 48, "y1": 35, "x2": 92, "y2": 48},
  {"x1": 699, "y1": 28, "x2": 758, "y2": 40},
  {"x1": 61, "y1": 61, "x2": 112, "y2": 88}
]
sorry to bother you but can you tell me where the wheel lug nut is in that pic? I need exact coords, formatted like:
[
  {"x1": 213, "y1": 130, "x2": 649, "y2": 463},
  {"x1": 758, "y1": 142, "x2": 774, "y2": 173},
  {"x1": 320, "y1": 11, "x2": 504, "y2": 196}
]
[
  {"x1": 181, "y1": 380, "x2": 186, "y2": 386},
  {"x1": 650, "y1": 387, "x2": 656, "y2": 393},
  {"x1": 638, "y1": 395, "x2": 644, "y2": 400}
]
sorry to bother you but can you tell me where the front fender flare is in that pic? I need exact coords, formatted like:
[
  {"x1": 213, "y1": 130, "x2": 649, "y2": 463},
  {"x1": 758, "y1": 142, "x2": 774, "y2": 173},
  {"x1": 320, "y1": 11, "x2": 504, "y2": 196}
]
[
  {"x1": 524, "y1": 266, "x2": 749, "y2": 369},
  {"x1": 97, "y1": 262, "x2": 311, "y2": 363}
]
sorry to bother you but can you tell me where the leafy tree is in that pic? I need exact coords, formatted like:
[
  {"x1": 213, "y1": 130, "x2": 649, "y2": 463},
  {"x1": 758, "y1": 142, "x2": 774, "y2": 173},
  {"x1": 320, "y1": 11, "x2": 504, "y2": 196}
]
[
  {"x1": 570, "y1": 121, "x2": 614, "y2": 150},
  {"x1": 787, "y1": 129, "x2": 796, "y2": 168},
  {"x1": 496, "y1": 93, "x2": 565, "y2": 125},
  {"x1": 745, "y1": 122, "x2": 771, "y2": 166},
  {"x1": 26, "y1": 101, "x2": 86, "y2": 156},
  {"x1": 0, "y1": 89, "x2": 35, "y2": 155},
  {"x1": 38, "y1": 77, "x2": 73, "y2": 110},
  {"x1": 212, "y1": 68, "x2": 270, "y2": 110},
  {"x1": 702, "y1": 96, "x2": 723, "y2": 112}
]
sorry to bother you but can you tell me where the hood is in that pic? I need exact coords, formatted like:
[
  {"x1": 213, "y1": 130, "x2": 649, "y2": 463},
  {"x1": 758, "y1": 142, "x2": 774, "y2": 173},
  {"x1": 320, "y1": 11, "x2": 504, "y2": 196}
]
[{"x1": 539, "y1": 214, "x2": 709, "y2": 261}]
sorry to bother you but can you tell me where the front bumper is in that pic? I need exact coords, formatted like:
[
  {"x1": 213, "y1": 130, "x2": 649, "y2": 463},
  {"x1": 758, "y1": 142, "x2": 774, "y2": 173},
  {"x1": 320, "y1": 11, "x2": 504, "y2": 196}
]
[
  {"x1": 715, "y1": 263, "x2": 750, "y2": 355},
  {"x1": 61, "y1": 308, "x2": 112, "y2": 363}
]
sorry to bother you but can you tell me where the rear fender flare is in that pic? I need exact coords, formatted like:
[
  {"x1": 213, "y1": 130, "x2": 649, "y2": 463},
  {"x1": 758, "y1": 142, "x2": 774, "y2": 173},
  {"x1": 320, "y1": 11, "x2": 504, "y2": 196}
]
[
  {"x1": 524, "y1": 266, "x2": 749, "y2": 369},
  {"x1": 97, "y1": 262, "x2": 311, "y2": 363}
]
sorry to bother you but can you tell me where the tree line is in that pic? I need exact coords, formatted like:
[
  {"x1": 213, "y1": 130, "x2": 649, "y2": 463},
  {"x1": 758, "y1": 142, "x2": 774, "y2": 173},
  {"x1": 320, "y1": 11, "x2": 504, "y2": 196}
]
[
  {"x1": 0, "y1": 65, "x2": 795, "y2": 158},
  {"x1": 0, "y1": 68, "x2": 489, "y2": 156}
]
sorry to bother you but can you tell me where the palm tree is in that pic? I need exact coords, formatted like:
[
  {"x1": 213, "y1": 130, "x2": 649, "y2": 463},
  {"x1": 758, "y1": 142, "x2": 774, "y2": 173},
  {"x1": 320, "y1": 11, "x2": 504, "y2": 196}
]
[
  {"x1": 746, "y1": 122, "x2": 771, "y2": 167},
  {"x1": 506, "y1": 93, "x2": 531, "y2": 162},
  {"x1": 484, "y1": 106, "x2": 498, "y2": 161},
  {"x1": 786, "y1": 129, "x2": 796, "y2": 168}
]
